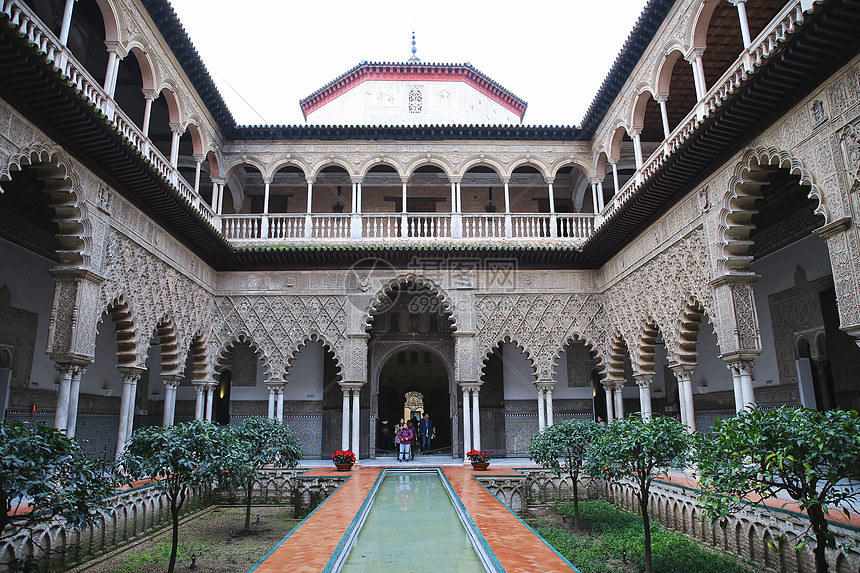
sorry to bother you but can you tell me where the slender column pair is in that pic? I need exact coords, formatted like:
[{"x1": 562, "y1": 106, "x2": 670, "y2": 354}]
[
  {"x1": 266, "y1": 384, "x2": 285, "y2": 422},
  {"x1": 726, "y1": 359, "x2": 756, "y2": 413},
  {"x1": 53, "y1": 362, "x2": 88, "y2": 437},
  {"x1": 115, "y1": 367, "x2": 145, "y2": 459},
  {"x1": 161, "y1": 375, "x2": 182, "y2": 426},
  {"x1": 535, "y1": 382, "x2": 554, "y2": 431},
  {"x1": 634, "y1": 374, "x2": 653, "y2": 421},
  {"x1": 461, "y1": 385, "x2": 482, "y2": 460},
  {"x1": 341, "y1": 386, "x2": 362, "y2": 462},
  {"x1": 669, "y1": 365, "x2": 696, "y2": 432},
  {"x1": 192, "y1": 382, "x2": 216, "y2": 421}
]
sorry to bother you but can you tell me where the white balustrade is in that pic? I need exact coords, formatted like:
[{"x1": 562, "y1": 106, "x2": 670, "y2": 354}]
[
  {"x1": 311, "y1": 214, "x2": 350, "y2": 239},
  {"x1": 363, "y1": 214, "x2": 401, "y2": 239},
  {"x1": 267, "y1": 215, "x2": 306, "y2": 239},
  {"x1": 406, "y1": 214, "x2": 451, "y2": 238},
  {"x1": 462, "y1": 214, "x2": 504, "y2": 238},
  {"x1": 511, "y1": 214, "x2": 552, "y2": 238},
  {"x1": 222, "y1": 215, "x2": 262, "y2": 240}
]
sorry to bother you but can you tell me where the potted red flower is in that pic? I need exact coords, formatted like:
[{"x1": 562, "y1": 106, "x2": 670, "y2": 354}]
[
  {"x1": 466, "y1": 449, "x2": 491, "y2": 470},
  {"x1": 332, "y1": 450, "x2": 356, "y2": 471}
]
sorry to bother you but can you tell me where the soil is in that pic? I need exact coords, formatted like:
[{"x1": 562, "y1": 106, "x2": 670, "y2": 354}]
[{"x1": 69, "y1": 506, "x2": 299, "y2": 573}]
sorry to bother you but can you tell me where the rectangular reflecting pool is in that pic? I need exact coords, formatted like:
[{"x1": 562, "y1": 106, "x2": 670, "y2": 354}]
[{"x1": 329, "y1": 469, "x2": 500, "y2": 572}]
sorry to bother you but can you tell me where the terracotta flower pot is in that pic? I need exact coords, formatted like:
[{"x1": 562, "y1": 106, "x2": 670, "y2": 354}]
[
  {"x1": 471, "y1": 462, "x2": 490, "y2": 471},
  {"x1": 334, "y1": 462, "x2": 354, "y2": 471}
]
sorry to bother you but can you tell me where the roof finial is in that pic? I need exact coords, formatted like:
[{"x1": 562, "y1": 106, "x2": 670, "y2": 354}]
[{"x1": 409, "y1": 31, "x2": 419, "y2": 63}]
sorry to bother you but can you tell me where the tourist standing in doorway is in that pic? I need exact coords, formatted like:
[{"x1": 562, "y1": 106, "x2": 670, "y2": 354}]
[
  {"x1": 379, "y1": 418, "x2": 392, "y2": 452},
  {"x1": 397, "y1": 421, "x2": 413, "y2": 462},
  {"x1": 419, "y1": 413, "x2": 435, "y2": 454}
]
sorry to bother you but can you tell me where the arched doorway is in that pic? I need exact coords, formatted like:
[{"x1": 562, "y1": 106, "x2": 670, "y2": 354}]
[
  {"x1": 377, "y1": 348, "x2": 451, "y2": 454},
  {"x1": 367, "y1": 280, "x2": 456, "y2": 457}
]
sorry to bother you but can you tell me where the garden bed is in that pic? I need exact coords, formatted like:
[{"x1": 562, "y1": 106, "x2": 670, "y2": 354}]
[
  {"x1": 70, "y1": 506, "x2": 299, "y2": 573},
  {"x1": 527, "y1": 500, "x2": 754, "y2": 573}
]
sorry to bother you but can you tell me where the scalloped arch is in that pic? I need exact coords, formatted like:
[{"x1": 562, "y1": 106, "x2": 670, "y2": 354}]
[
  {"x1": 672, "y1": 294, "x2": 709, "y2": 366},
  {"x1": 0, "y1": 143, "x2": 90, "y2": 267},
  {"x1": 719, "y1": 147, "x2": 826, "y2": 274},
  {"x1": 480, "y1": 335, "x2": 538, "y2": 381},
  {"x1": 607, "y1": 331, "x2": 629, "y2": 381},
  {"x1": 634, "y1": 317, "x2": 663, "y2": 375},
  {"x1": 363, "y1": 274, "x2": 458, "y2": 332},
  {"x1": 215, "y1": 333, "x2": 272, "y2": 381},
  {"x1": 99, "y1": 295, "x2": 138, "y2": 368},
  {"x1": 551, "y1": 333, "x2": 608, "y2": 380},
  {"x1": 285, "y1": 333, "x2": 344, "y2": 382}
]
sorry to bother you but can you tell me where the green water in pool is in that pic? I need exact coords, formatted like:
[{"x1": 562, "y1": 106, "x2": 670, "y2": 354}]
[{"x1": 342, "y1": 471, "x2": 485, "y2": 572}]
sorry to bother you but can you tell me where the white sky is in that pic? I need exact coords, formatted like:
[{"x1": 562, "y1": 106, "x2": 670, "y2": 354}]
[{"x1": 168, "y1": 0, "x2": 649, "y2": 127}]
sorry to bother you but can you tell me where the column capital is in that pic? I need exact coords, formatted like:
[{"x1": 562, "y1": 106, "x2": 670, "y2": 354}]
[
  {"x1": 633, "y1": 373, "x2": 654, "y2": 387},
  {"x1": 459, "y1": 381, "x2": 481, "y2": 391},
  {"x1": 350, "y1": 175, "x2": 364, "y2": 184},
  {"x1": 118, "y1": 366, "x2": 146, "y2": 383},
  {"x1": 449, "y1": 176, "x2": 463, "y2": 184},
  {"x1": 339, "y1": 381, "x2": 365, "y2": 390},
  {"x1": 653, "y1": 92, "x2": 669, "y2": 103},
  {"x1": 535, "y1": 379, "x2": 555, "y2": 390},
  {"x1": 727, "y1": 0, "x2": 747, "y2": 5},
  {"x1": 210, "y1": 177, "x2": 226, "y2": 185},
  {"x1": 723, "y1": 356, "x2": 756, "y2": 376},
  {"x1": 142, "y1": 88, "x2": 158, "y2": 100},
  {"x1": 627, "y1": 127, "x2": 642, "y2": 137},
  {"x1": 162, "y1": 375, "x2": 183, "y2": 388},
  {"x1": 685, "y1": 47, "x2": 706, "y2": 62},
  {"x1": 544, "y1": 176, "x2": 555, "y2": 185},
  {"x1": 169, "y1": 122, "x2": 185, "y2": 135},
  {"x1": 306, "y1": 177, "x2": 316, "y2": 185},
  {"x1": 50, "y1": 354, "x2": 93, "y2": 369},
  {"x1": 668, "y1": 364, "x2": 695, "y2": 382},
  {"x1": 103, "y1": 40, "x2": 127, "y2": 57},
  {"x1": 261, "y1": 175, "x2": 274, "y2": 185}
]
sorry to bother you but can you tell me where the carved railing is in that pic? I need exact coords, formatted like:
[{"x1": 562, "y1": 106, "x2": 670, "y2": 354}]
[
  {"x1": 0, "y1": 0, "x2": 217, "y2": 227},
  {"x1": 596, "y1": 0, "x2": 816, "y2": 230},
  {"x1": 223, "y1": 212, "x2": 595, "y2": 242}
]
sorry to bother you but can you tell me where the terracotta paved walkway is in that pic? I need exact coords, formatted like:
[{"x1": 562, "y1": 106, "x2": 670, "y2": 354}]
[{"x1": 249, "y1": 465, "x2": 576, "y2": 572}]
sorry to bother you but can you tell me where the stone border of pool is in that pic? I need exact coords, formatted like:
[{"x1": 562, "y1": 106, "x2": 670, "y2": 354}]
[{"x1": 323, "y1": 467, "x2": 504, "y2": 573}]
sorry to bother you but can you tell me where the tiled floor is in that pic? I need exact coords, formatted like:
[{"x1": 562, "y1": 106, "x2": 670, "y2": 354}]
[{"x1": 249, "y1": 462, "x2": 576, "y2": 572}]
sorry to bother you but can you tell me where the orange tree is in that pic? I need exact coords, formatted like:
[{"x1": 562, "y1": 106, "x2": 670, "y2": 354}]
[
  {"x1": 229, "y1": 417, "x2": 302, "y2": 532},
  {"x1": 585, "y1": 415, "x2": 690, "y2": 573},
  {"x1": 528, "y1": 419, "x2": 603, "y2": 531},
  {"x1": 0, "y1": 421, "x2": 115, "y2": 571},
  {"x1": 119, "y1": 419, "x2": 236, "y2": 573},
  {"x1": 696, "y1": 407, "x2": 860, "y2": 573}
]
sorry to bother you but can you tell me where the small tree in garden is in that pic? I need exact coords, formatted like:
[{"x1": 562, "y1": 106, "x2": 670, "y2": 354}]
[
  {"x1": 696, "y1": 407, "x2": 860, "y2": 573},
  {"x1": 528, "y1": 419, "x2": 603, "y2": 531},
  {"x1": 585, "y1": 414, "x2": 691, "y2": 573},
  {"x1": 229, "y1": 417, "x2": 302, "y2": 532},
  {"x1": 119, "y1": 419, "x2": 235, "y2": 573},
  {"x1": 0, "y1": 421, "x2": 116, "y2": 570}
]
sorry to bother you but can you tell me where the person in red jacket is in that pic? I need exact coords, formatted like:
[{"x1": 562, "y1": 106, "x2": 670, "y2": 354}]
[{"x1": 397, "y1": 422, "x2": 414, "y2": 462}]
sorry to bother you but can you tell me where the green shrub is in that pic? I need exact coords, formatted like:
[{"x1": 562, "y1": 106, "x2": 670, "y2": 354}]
[{"x1": 541, "y1": 501, "x2": 751, "y2": 573}]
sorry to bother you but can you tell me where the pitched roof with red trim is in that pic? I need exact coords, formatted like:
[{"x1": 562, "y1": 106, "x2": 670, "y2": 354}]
[{"x1": 298, "y1": 61, "x2": 528, "y2": 121}]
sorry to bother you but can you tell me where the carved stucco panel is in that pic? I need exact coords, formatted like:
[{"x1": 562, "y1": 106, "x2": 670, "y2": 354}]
[
  {"x1": 100, "y1": 230, "x2": 214, "y2": 369},
  {"x1": 604, "y1": 228, "x2": 714, "y2": 369},
  {"x1": 475, "y1": 293, "x2": 607, "y2": 382},
  {"x1": 212, "y1": 295, "x2": 347, "y2": 382}
]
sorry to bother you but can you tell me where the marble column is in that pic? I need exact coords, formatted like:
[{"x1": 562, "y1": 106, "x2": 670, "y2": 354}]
[
  {"x1": 65, "y1": 365, "x2": 86, "y2": 437},
  {"x1": 204, "y1": 384, "x2": 215, "y2": 421},
  {"x1": 342, "y1": 388, "x2": 350, "y2": 450},
  {"x1": 727, "y1": 359, "x2": 756, "y2": 412},
  {"x1": 670, "y1": 365, "x2": 696, "y2": 432},
  {"x1": 536, "y1": 386, "x2": 546, "y2": 431},
  {"x1": 602, "y1": 382, "x2": 615, "y2": 421},
  {"x1": 545, "y1": 385, "x2": 554, "y2": 426},
  {"x1": 634, "y1": 374, "x2": 653, "y2": 421},
  {"x1": 276, "y1": 386, "x2": 285, "y2": 422},
  {"x1": 116, "y1": 368, "x2": 144, "y2": 459},
  {"x1": 267, "y1": 385, "x2": 276, "y2": 419},
  {"x1": 53, "y1": 364, "x2": 74, "y2": 431},
  {"x1": 161, "y1": 376, "x2": 181, "y2": 426},
  {"x1": 193, "y1": 384, "x2": 205, "y2": 419},
  {"x1": 462, "y1": 386, "x2": 472, "y2": 457},
  {"x1": 613, "y1": 381, "x2": 625, "y2": 420},
  {"x1": 351, "y1": 388, "x2": 360, "y2": 462},
  {"x1": 471, "y1": 386, "x2": 481, "y2": 451}
]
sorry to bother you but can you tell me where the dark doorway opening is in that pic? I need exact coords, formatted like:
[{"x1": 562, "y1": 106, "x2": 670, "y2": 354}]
[{"x1": 214, "y1": 369, "x2": 231, "y2": 425}]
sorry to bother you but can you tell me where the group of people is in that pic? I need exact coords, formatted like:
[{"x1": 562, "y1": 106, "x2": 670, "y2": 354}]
[{"x1": 379, "y1": 413, "x2": 435, "y2": 461}]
